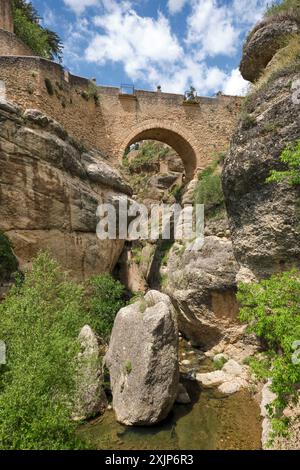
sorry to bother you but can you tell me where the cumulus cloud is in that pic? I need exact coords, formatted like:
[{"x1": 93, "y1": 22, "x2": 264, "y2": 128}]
[
  {"x1": 86, "y1": 6, "x2": 183, "y2": 81},
  {"x1": 59, "y1": 0, "x2": 269, "y2": 96},
  {"x1": 222, "y1": 68, "x2": 249, "y2": 96},
  {"x1": 168, "y1": 0, "x2": 188, "y2": 14},
  {"x1": 186, "y1": 0, "x2": 240, "y2": 57}
]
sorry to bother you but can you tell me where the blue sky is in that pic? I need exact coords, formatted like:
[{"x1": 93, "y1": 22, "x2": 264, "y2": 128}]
[{"x1": 32, "y1": 0, "x2": 272, "y2": 96}]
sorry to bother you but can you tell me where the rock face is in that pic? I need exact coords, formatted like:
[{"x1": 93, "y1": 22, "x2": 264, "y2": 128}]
[
  {"x1": 0, "y1": 100, "x2": 132, "y2": 280},
  {"x1": 72, "y1": 325, "x2": 107, "y2": 421},
  {"x1": 164, "y1": 236, "x2": 240, "y2": 348},
  {"x1": 105, "y1": 290, "x2": 179, "y2": 426},
  {"x1": 223, "y1": 23, "x2": 300, "y2": 280},
  {"x1": 240, "y1": 17, "x2": 300, "y2": 82}
]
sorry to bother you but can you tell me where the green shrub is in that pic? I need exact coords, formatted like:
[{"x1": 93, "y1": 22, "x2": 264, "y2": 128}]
[
  {"x1": 267, "y1": 140, "x2": 300, "y2": 185},
  {"x1": 0, "y1": 253, "x2": 92, "y2": 449},
  {"x1": 238, "y1": 270, "x2": 300, "y2": 436},
  {"x1": 87, "y1": 274, "x2": 125, "y2": 341},
  {"x1": 124, "y1": 142, "x2": 167, "y2": 173},
  {"x1": 13, "y1": 1, "x2": 63, "y2": 60},
  {"x1": 195, "y1": 161, "x2": 224, "y2": 213},
  {"x1": 213, "y1": 357, "x2": 228, "y2": 370},
  {"x1": 0, "y1": 232, "x2": 18, "y2": 282}
]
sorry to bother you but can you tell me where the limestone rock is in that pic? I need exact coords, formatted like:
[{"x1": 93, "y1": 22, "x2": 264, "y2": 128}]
[
  {"x1": 260, "y1": 380, "x2": 277, "y2": 448},
  {"x1": 72, "y1": 325, "x2": 107, "y2": 421},
  {"x1": 164, "y1": 236, "x2": 240, "y2": 348},
  {"x1": 105, "y1": 290, "x2": 179, "y2": 426},
  {"x1": 0, "y1": 101, "x2": 130, "y2": 280},
  {"x1": 218, "y1": 378, "x2": 247, "y2": 396},
  {"x1": 222, "y1": 359, "x2": 244, "y2": 377},
  {"x1": 223, "y1": 66, "x2": 300, "y2": 279},
  {"x1": 240, "y1": 18, "x2": 300, "y2": 82},
  {"x1": 196, "y1": 370, "x2": 228, "y2": 389}
]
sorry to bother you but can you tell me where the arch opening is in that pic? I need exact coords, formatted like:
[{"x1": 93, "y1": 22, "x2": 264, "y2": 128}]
[{"x1": 121, "y1": 126, "x2": 198, "y2": 181}]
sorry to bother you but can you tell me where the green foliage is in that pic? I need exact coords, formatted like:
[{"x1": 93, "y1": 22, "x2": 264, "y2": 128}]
[
  {"x1": 244, "y1": 356, "x2": 271, "y2": 381},
  {"x1": 238, "y1": 270, "x2": 300, "y2": 435},
  {"x1": 87, "y1": 274, "x2": 125, "y2": 341},
  {"x1": 267, "y1": 140, "x2": 300, "y2": 186},
  {"x1": 213, "y1": 357, "x2": 228, "y2": 370},
  {"x1": 265, "y1": 0, "x2": 300, "y2": 18},
  {"x1": 194, "y1": 161, "x2": 225, "y2": 213},
  {"x1": 87, "y1": 82, "x2": 100, "y2": 105},
  {"x1": 13, "y1": 1, "x2": 63, "y2": 61},
  {"x1": 0, "y1": 232, "x2": 18, "y2": 283},
  {"x1": 124, "y1": 361, "x2": 132, "y2": 375},
  {"x1": 123, "y1": 142, "x2": 169, "y2": 173},
  {"x1": 0, "y1": 253, "x2": 91, "y2": 450}
]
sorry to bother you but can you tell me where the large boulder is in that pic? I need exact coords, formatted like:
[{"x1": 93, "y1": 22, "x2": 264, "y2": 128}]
[
  {"x1": 163, "y1": 236, "x2": 240, "y2": 348},
  {"x1": 105, "y1": 290, "x2": 179, "y2": 426},
  {"x1": 72, "y1": 325, "x2": 107, "y2": 421},
  {"x1": 240, "y1": 17, "x2": 300, "y2": 82}
]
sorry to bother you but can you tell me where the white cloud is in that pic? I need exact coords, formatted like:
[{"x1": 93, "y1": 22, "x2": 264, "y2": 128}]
[
  {"x1": 61, "y1": 0, "x2": 268, "y2": 96},
  {"x1": 86, "y1": 6, "x2": 183, "y2": 80},
  {"x1": 168, "y1": 0, "x2": 188, "y2": 14},
  {"x1": 63, "y1": 0, "x2": 100, "y2": 15},
  {"x1": 186, "y1": 0, "x2": 240, "y2": 57},
  {"x1": 222, "y1": 68, "x2": 249, "y2": 96}
]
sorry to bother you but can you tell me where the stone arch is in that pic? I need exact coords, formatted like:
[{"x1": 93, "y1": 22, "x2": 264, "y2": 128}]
[{"x1": 119, "y1": 120, "x2": 199, "y2": 180}]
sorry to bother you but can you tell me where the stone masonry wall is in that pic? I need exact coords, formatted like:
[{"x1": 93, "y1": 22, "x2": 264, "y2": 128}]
[
  {"x1": 0, "y1": 56, "x2": 242, "y2": 175},
  {"x1": 0, "y1": 29, "x2": 34, "y2": 56}
]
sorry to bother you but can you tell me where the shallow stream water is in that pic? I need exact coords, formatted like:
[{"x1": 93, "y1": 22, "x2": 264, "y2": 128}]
[{"x1": 79, "y1": 340, "x2": 262, "y2": 450}]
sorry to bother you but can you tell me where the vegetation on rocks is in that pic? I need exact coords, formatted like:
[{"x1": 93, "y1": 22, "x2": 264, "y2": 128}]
[
  {"x1": 0, "y1": 232, "x2": 18, "y2": 283},
  {"x1": 195, "y1": 161, "x2": 224, "y2": 216},
  {"x1": 86, "y1": 274, "x2": 125, "y2": 341},
  {"x1": 0, "y1": 253, "x2": 125, "y2": 449},
  {"x1": 13, "y1": 0, "x2": 63, "y2": 60},
  {"x1": 267, "y1": 140, "x2": 300, "y2": 185},
  {"x1": 265, "y1": 0, "x2": 300, "y2": 19},
  {"x1": 238, "y1": 270, "x2": 300, "y2": 438},
  {"x1": 123, "y1": 141, "x2": 169, "y2": 174}
]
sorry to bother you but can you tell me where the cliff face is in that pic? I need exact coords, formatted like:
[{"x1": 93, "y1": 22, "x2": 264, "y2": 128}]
[
  {"x1": 0, "y1": 99, "x2": 132, "y2": 280},
  {"x1": 222, "y1": 17, "x2": 300, "y2": 280}
]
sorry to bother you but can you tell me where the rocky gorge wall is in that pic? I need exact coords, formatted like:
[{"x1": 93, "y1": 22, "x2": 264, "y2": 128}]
[
  {"x1": 223, "y1": 15, "x2": 300, "y2": 281},
  {"x1": 0, "y1": 99, "x2": 132, "y2": 281}
]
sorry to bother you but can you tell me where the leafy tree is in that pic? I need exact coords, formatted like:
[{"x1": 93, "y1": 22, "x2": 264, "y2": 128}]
[
  {"x1": 238, "y1": 270, "x2": 300, "y2": 438},
  {"x1": 12, "y1": 0, "x2": 63, "y2": 61},
  {"x1": 267, "y1": 140, "x2": 300, "y2": 186},
  {"x1": 87, "y1": 274, "x2": 125, "y2": 341},
  {"x1": 0, "y1": 253, "x2": 125, "y2": 449}
]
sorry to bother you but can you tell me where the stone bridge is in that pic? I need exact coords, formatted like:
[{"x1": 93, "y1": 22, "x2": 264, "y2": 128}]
[
  {"x1": 0, "y1": 0, "x2": 242, "y2": 180},
  {"x1": 0, "y1": 57, "x2": 242, "y2": 180}
]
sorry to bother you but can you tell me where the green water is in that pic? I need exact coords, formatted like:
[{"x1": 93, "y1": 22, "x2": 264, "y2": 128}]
[
  {"x1": 79, "y1": 341, "x2": 262, "y2": 450},
  {"x1": 79, "y1": 382, "x2": 262, "y2": 450}
]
